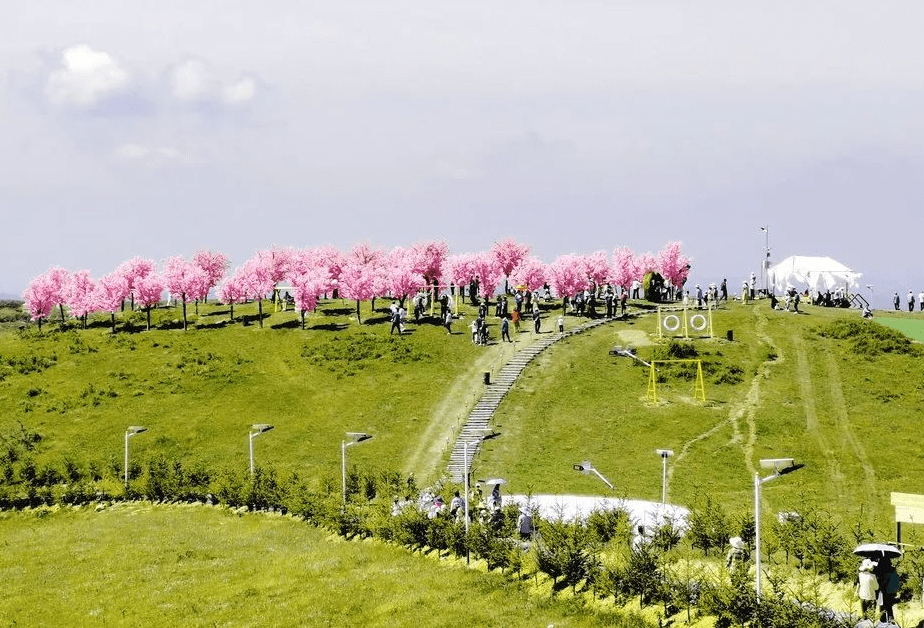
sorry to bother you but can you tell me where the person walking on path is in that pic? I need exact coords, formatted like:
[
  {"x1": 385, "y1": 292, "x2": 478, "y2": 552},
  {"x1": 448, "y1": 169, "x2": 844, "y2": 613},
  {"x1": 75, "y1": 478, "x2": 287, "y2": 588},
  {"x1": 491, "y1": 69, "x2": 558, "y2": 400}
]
[
  {"x1": 557, "y1": 314, "x2": 564, "y2": 333},
  {"x1": 511, "y1": 309, "x2": 520, "y2": 333},
  {"x1": 444, "y1": 310, "x2": 452, "y2": 334},
  {"x1": 533, "y1": 307, "x2": 541, "y2": 333},
  {"x1": 501, "y1": 316, "x2": 512, "y2": 343},
  {"x1": 720, "y1": 278, "x2": 727, "y2": 301}
]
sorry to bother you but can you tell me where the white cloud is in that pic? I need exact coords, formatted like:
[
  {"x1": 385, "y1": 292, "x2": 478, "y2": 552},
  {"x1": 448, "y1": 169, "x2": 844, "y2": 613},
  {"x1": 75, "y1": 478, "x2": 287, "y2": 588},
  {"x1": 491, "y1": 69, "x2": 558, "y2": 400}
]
[
  {"x1": 170, "y1": 58, "x2": 257, "y2": 106},
  {"x1": 223, "y1": 77, "x2": 256, "y2": 105},
  {"x1": 114, "y1": 142, "x2": 188, "y2": 164},
  {"x1": 45, "y1": 44, "x2": 131, "y2": 108}
]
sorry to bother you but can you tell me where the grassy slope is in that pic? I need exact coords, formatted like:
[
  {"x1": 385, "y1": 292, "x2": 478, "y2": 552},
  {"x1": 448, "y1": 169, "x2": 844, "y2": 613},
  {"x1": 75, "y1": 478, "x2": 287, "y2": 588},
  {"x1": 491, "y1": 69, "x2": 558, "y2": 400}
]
[
  {"x1": 0, "y1": 299, "x2": 485, "y2": 488},
  {"x1": 477, "y1": 301, "x2": 924, "y2": 534},
  {"x1": 0, "y1": 504, "x2": 629, "y2": 628}
]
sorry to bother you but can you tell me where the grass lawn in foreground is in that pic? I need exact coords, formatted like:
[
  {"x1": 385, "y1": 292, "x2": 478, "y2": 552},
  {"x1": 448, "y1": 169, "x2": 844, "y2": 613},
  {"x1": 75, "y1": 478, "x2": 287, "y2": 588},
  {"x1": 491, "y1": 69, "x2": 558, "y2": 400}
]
[{"x1": 0, "y1": 504, "x2": 635, "y2": 628}]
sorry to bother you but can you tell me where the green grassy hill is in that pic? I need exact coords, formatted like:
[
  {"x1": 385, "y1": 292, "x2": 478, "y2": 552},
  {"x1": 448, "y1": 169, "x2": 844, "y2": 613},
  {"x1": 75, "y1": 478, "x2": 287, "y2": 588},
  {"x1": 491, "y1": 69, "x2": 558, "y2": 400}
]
[{"x1": 2, "y1": 297, "x2": 923, "y2": 626}]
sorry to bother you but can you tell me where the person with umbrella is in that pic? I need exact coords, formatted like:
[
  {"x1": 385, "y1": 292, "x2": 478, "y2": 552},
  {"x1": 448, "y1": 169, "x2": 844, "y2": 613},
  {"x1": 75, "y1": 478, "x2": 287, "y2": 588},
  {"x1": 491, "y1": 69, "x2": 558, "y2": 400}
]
[
  {"x1": 856, "y1": 558, "x2": 878, "y2": 618},
  {"x1": 854, "y1": 543, "x2": 902, "y2": 623}
]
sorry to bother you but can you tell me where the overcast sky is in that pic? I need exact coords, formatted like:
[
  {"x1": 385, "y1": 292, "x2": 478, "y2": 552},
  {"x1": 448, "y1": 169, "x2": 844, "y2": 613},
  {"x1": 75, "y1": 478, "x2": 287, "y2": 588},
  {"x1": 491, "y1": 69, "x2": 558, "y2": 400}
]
[{"x1": 2, "y1": 1, "x2": 922, "y2": 306}]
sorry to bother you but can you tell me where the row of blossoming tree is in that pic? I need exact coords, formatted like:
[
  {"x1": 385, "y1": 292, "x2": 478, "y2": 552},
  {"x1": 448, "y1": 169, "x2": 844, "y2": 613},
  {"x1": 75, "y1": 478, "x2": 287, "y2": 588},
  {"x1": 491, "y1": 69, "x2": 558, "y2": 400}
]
[{"x1": 22, "y1": 239, "x2": 690, "y2": 332}]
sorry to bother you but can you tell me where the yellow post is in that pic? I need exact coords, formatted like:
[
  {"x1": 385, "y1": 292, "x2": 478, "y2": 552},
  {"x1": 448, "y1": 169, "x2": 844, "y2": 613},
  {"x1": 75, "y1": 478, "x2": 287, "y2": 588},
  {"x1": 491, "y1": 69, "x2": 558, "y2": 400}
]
[
  {"x1": 657, "y1": 308, "x2": 663, "y2": 339},
  {"x1": 694, "y1": 360, "x2": 706, "y2": 401},
  {"x1": 647, "y1": 362, "x2": 658, "y2": 403}
]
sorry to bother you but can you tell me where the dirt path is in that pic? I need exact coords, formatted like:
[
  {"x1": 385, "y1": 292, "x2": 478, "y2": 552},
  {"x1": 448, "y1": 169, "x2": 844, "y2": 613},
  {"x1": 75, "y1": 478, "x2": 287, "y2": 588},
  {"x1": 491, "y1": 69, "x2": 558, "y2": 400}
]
[{"x1": 401, "y1": 334, "x2": 523, "y2": 482}]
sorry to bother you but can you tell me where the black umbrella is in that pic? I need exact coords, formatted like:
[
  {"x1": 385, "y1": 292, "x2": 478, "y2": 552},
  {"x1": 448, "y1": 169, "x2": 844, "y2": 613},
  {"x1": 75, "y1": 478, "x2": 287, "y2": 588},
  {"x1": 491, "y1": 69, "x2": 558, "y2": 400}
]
[{"x1": 853, "y1": 543, "x2": 902, "y2": 558}]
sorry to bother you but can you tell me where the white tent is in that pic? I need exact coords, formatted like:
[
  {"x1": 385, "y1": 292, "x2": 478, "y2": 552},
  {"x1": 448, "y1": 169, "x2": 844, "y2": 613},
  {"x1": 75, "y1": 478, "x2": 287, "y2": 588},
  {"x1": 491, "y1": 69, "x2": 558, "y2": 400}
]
[{"x1": 767, "y1": 255, "x2": 862, "y2": 295}]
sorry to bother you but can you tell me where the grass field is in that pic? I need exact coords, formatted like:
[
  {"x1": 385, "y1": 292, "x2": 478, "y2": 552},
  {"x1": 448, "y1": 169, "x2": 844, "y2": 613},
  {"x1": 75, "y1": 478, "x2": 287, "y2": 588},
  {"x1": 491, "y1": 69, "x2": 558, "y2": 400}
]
[
  {"x1": 876, "y1": 315, "x2": 924, "y2": 343},
  {"x1": 2, "y1": 296, "x2": 924, "y2": 625},
  {"x1": 0, "y1": 503, "x2": 635, "y2": 628}
]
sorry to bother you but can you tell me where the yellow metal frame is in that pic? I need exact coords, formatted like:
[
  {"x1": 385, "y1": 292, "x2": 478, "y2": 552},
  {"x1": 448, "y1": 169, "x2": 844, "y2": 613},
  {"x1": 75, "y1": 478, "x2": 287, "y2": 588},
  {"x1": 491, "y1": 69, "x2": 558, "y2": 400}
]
[{"x1": 646, "y1": 359, "x2": 706, "y2": 403}]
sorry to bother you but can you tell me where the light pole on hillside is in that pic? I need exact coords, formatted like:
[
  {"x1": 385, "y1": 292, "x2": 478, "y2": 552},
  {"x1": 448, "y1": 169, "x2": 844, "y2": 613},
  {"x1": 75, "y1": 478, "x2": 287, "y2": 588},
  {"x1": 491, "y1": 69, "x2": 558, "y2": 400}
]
[
  {"x1": 656, "y1": 449, "x2": 673, "y2": 506},
  {"x1": 249, "y1": 424, "x2": 274, "y2": 477},
  {"x1": 760, "y1": 226, "x2": 771, "y2": 294},
  {"x1": 754, "y1": 458, "x2": 803, "y2": 602},
  {"x1": 572, "y1": 461, "x2": 614, "y2": 490},
  {"x1": 342, "y1": 432, "x2": 372, "y2": 510},
  {"x1": 124, "y1": 426, "x2": 148, "y2": 489}
]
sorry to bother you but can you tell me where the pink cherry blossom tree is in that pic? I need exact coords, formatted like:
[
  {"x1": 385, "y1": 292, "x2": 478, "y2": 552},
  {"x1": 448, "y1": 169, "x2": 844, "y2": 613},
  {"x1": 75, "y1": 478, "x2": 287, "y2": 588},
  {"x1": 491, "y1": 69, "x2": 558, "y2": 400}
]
[
  {"x1": 135, "y1": 272, "x2": 165, "y2": 330},
  {"x1": 163, "y1": 256, "x2": 209, "y2": 330},
  {"x1": 548, "y1": 254, "x2": 586, "y2": 314},
  {"x1": 116, "y1": 257, "x2": 155, "y2": 311},
  {"x1": 312, "y1": 245, "x2": 344, "y2": 298},
  {"x1": 192, "y1": 250, "x2": 230, "y2": 305},
  {"x1": 386, "y1": 247, "x2": 425, "y2": 308},
  {"x1": 658, "y1": 241, "x2": 691, "y2": 299},
  {"x1": 64, "y1": 270, "x2": 97, "y2": 329},
  {"x1": 338, "y1": 243, "x2": 385, "y2": 323},
  {"x1": 491, "y1": 237, "x2": 530, "y2": 293},
  {"x1": 470, "y1": 252, "x2": 503, "y2": 307},
  {"x1": 580, "y1": 251, "x2": 612, "y2": 292},
  {"x1": 611, "y1": 247, "x2": 637, "y2": 291},
  {"x1": 216, "y1": 274, "x2": 248, "y2": 322},
  {"x1": 94, "y1": 272, "x2": 130, "y2": 333},
  {"x1": 509, "y1": 256, "x2": 548, "y2": 292},
  {"x1": 411, "y1": 240, "x2": 449, "y2": 297},
  {"x1": 290, "y1": 266, "x2": 332, "y2": 329},
  {"x1": 22, "y1": 272, "x2": 58, "y2": 332},
  {"x1": 236, "y1": 257, "x2": 274, "y2": 327}
]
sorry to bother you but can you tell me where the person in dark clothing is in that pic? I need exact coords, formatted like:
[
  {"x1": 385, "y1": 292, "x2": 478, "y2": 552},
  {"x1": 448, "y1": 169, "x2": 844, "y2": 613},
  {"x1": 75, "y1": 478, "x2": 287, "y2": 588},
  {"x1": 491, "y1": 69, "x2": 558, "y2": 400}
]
[
  {"x1": 501, "y1": 316, "x2": 511, "y2": 342},
  {"x1": 533, "y1": 307, "x2": 541, "y2": 333}
]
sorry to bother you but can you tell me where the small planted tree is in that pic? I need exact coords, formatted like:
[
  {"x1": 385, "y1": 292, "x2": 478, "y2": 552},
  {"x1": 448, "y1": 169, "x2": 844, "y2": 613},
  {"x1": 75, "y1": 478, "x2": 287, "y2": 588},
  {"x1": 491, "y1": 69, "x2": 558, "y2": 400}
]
[{"x1": 135, "y1": 272, "x2": 165, "y2": 331}]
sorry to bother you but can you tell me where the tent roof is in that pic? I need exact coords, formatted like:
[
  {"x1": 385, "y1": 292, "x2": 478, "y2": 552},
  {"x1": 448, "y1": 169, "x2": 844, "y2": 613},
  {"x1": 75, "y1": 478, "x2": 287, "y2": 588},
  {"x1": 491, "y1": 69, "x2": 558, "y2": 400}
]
[{"x1": 768, "y1": 255, "x2": 862, "y2": 293}]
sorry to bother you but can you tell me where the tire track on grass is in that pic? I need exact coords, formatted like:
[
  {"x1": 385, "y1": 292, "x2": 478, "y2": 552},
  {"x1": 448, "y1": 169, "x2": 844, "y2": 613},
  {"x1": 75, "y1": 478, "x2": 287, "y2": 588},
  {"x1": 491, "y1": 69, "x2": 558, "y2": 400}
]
[
  {"x1": 671, "y1": 306, "x2": 781, "y2": 483},
  {"x1": 793, "y1": 332, "x2": 845, "y2": 498},
  {"x1": 824, "y1": 351, "x2": 877, "y2": 513}
]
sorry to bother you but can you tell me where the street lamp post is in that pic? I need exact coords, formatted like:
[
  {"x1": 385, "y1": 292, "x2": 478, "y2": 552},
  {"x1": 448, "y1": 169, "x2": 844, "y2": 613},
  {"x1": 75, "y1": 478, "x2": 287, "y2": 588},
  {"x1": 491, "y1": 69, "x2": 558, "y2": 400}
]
[
  {"x1": 655, "y1": 449, "x2": 673, "y2": 506},
  {"x1": 573, "y1": 461, "x2": 614, "y2": 490},
  {"x1": 462, "y1": 429, "x2": 495, "y2": 537},
  {"x1": 342, "y1": 432, "x2": 372, "y2": 508},
  {"x1": 755, "y1": 458, "x2": 803, "y2": 602},
  {"x1": 124, "y1": 426, "x2": 148, "y2": 488},
  {"x1": 760, "y1": 226, "x2": 771, "y2": 294},
  {"x1": 249, "y1": 424, "x2": 274, "y2": 477}
]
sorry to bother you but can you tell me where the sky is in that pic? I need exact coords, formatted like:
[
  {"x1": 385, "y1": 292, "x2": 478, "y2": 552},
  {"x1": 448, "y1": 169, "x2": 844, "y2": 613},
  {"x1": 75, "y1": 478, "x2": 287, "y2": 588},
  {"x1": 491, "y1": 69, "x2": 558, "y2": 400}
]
[{"x1": 2, "y1": 1, "x2": 922, "y2": 308}]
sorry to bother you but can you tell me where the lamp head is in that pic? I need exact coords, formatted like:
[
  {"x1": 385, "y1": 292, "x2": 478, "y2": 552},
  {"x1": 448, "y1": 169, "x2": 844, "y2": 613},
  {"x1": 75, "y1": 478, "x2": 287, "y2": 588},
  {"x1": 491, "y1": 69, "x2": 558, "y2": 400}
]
[
  {"x1": 126, "y1": 426, "x2": 147, "y2": 435},
  {"x1": 656, "y1": 449, "x2": 674, "y2": 458},
  {"x1": 346, "y1": 432, "x2": 372, "y2": 443},
  {"x1": 573, "y1": 461, "x2": 592, "y2": 473},
  {"x1": 759, "y1": 458, "x2": 794, "y2": 471},
  {"x1": 251, "y1": 424, "x2": 274, "y2": 434}
]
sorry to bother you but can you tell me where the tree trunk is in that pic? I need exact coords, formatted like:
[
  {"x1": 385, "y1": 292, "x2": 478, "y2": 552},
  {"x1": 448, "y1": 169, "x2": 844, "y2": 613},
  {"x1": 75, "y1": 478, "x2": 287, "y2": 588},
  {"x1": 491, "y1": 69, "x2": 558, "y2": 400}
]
[
  {"x1": 59, "y1": 303, "x2": 65, "y2": 323},
  {"x1": 37, "y1": 317, "x2": 43, "y2": 333},
  {"x1": 229, "y1": 303, "x2": 234, "y2": 321},
  {"x1": 301, "y1": 311, "x2": 306, "y2": 330},
  {"x1": 355, "y1": 300, "x2": 362, "y2": 323},
  {"x1": 258, "y1": 300, "x2": 264, "y2": 328},
  {"x1": 110, "y1": 312, "x2": 116, "y2": 334},
  {"x1": 182, "y1": 297, "x2": 188, "y2": 330},
  {"x1": 145, "y1": 308, "x2": 151, "y2": 331}
]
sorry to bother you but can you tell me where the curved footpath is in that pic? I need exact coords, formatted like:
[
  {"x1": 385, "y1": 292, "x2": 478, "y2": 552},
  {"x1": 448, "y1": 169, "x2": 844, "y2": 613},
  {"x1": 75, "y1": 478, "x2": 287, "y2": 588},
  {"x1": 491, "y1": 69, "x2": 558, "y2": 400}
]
[{"x1": 446, "y1": 315, "x2": 618, "y2": 482}]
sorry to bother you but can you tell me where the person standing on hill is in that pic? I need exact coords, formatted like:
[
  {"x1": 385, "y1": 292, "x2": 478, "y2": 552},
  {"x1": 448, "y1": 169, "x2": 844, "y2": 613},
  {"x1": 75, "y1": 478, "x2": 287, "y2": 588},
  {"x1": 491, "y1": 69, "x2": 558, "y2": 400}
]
[
  {"x1": 908, "y1": 290, "x2": 915, "y2": 312},
  {"x1": 894, "y1": 292, "x2": 901, "y2": 310},
  {"x1": 720, "y1": 278, "x2": 727, "y2": 301},
  {"x1": 501, "y1": 315, "x2": 511, "y2": 343},
  {"x1": 919, "y1": 290, "x2": 924, "y2": 311},
  {"x1": 533, "y1": 307, "x2": 541, "y2": 333}
]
